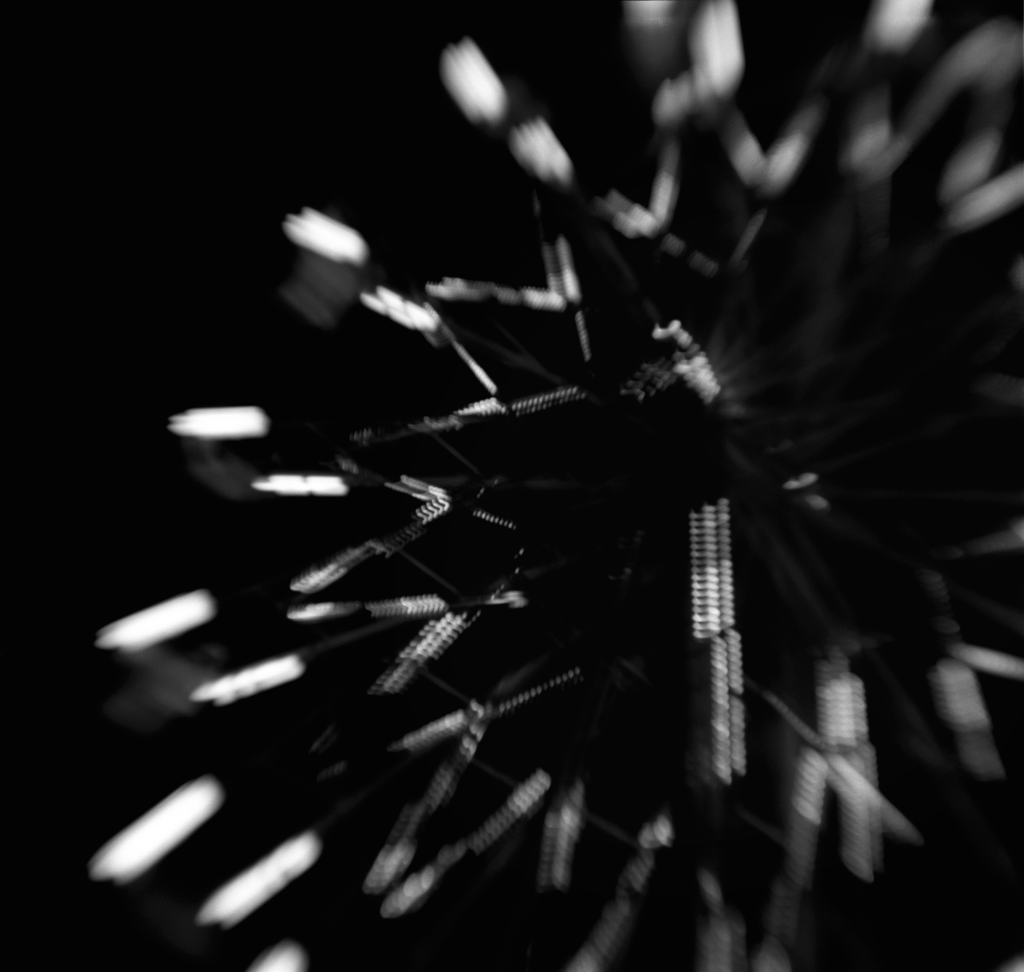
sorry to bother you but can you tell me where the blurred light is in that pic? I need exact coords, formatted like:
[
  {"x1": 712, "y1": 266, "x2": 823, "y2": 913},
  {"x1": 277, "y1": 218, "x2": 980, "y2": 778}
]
[
  {"x1": 689, "y1": 0, "x2": 745, "y2": 104},
  {"x1": 950, "y1": 644, "x2": 1024, "y2": 682},
  {"x1": 245, "y1": 940, "x2": 309, "y2": 972},
  {"x1": 252, "y1": 475, "x2": 350, "y2": 496},
  {"x1": 95, "y1": 590, "x2": 217, "y2": 653},
  {"x1": 439, "y1": 38, "x2": 508, "y2": 127},
  {"x1": 863, "y1": 0, "x2": 933, "y2": 53},
  {"x1": 783, "y1": 473, "x2": 819, "y2": 490},
  {"x1": 360, "y1": 287, "x2": 442, "y2": 333},
  {"x1": 622, "y1": 0, "x2": 677, "y2": 27},
  {"x1": 369, "y1": 612, "x2": 479, "y2": 695},
  {"x1": 196, "y1": 831, "x2": 322, "y2": 929},
  {"x1": 538, "y1": 779, "x2": 585, "y2": 892},
  {"x1": 380, "y1": 864, "x2": 439, "y2": 918},
  {"x1": 759, "y1": 99, "x2": 827, "y2": 199},
  {"x1": 939, "y1": 129, "x2": 1005, "y2": 205},
  {"x1": 720, "y1": 110, "x2": 766, "y2": 186},
  {"x1": 638, "y1": 811, "x2": 675, "y2": 849},
  {"x1": 168, "y1": 407, "x2": 270, "y2": 440},
  {"x1": 652, "y1": 72, "x2": 695, "y2": 128},
  {"x1": 191, "y1": 654, "x2": 306, "y2": 706},
  {"x1": 555, "y1": 237, "x2": 582, "y2": 304},
  {"x1": 509, "y1": 119, "x2": 575, "y2": 189},
  {"x1": 388, "y1": 710, "x2": 469, "y2": 752},
  {"x1": 88, "y1": 776, "x2": 225, "y2": 884},
  {"x1": 290, "y1": 544, "x2": 379, "y2": 594},
  {"x1": 450, "y1": 339, "x2": 500, "y2": 395},
  {"x1": 286, "y1": 602, "x2": 362, "y2": 622},
  {"x1": 945, "y1": 163, "x2": 1024, "y2": 234},
  {"x1": 282, "y1": 208, "x2": 369, "y2": 265},
  {"x1": 366, "y1": 595, "x2": 449, "y2": 618},
  {"x1": 827, "y1": 755, "x2": 924, "y2": 843}
]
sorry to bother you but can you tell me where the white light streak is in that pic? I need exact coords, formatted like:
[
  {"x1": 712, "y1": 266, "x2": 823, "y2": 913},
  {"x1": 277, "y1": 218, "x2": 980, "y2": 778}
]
[
  {"x1": 95, "y1": 590, "x2": 217, "y2": 653},
  {"x1": 245, "y1": 940, "x2": 309, "y2": 972},
  {"x1": 509, "y1": 119, "x2": 575, "y2": 189},
  {"x1": 759, "y1": 99, "x2": 827, "y2": 199},
  {"x1": 282, "y1": 208, "x2": 369, "y2": 265},
  {"x1": 439, "y1": 38, "x2": 509, "y2": 127},
  {"x1": 286, "y1": 602, "x2": 362, "y2": 623},
  {"x1": 196, "y1": 831, "x2": 322, "y2": 929},
  {"x1": 689, "y1": 0, "x2": 745, "y2": 104},
  {"x1": 537, "y1": 779, "x2": 585, "y2": 892},
  {"x1": 945, "y1": 164, "x2": 1024, "y2": 234},
  {"x1": 191, "y1": 654, "x2": 306, "y2": 706},
  {"x1": 252, "y1": 475, "x2": 350, "y2": 496},
  {"x1": 950, "y1": 644, "x2": 1024, "y2": 681},
  {"x1": 360, "y1": 287, "x2": 442, "y2": 334},
  {"x1": 88, "y1": 776, "x2": 225, "y2": 885},
  {"x1": 168, "y1": 407, "x2": 270, "y2": 440}
]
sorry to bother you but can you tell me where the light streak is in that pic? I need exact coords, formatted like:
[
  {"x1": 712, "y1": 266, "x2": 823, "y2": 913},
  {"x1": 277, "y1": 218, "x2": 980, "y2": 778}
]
[
  {"x1": 88, "y1": 776, "x2": 225, "y2": 884},
  {"x1": 95, "y1": 590, "x2": 217, "y2": 652}
]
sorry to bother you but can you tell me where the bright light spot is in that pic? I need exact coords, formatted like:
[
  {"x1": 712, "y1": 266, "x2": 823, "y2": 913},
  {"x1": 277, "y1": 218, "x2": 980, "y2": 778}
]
[
  {"x1": 783, "y1": 473, "x2": 819, "y2": 490},
  {"x1": 863, "y1": 0, "x2": 933, "y2": 53},
  {"x1": 689, "y1": 0, "x2": 745, "y2": 103},
  {"x1": 88, "y1": 776, "x2": 225, "y2": 884},
  {"x1": 509, "y1": 119, "x2": 575, "y2": 189},
  {"x1": 95, "y1": 590, "x2": 217, "y2": 653},
  {"x1": 939, "y1": 129, "x2": 1004, "y2": 205},
  {"x1": 949, "y1": 644, "x2": 1024, "y2": 682},
  {"x1": 287, "y1": 602, "x2": 362, "y2": 622},
  {"x1": 360, "y1": 287, "x2": 441, "y2": 333},
  {"x1": 381, "y1": 865, "x2": 437, "y2": 918},
  {"x1": 440, "y1": 38, "x2": 508, "y2": 127},
  {"x1": 168, "y1": 407, "x2": 270, "y2": 440},
  {"x1": 196, "y1": 831, "x2": 322, "y2": 929},
  {"x1": 252, "y1": 475, "x2": 350, "y2": 496},
  {"x1": 245, "y1": 940, "x2": 309, "y2": 972},
  {"x1": 191, "y1": 654, "x2": 306, "y2": 706},
  {"x1": 652, "y1": 73, "x2": 695, "y2": 128},
  {"x1": 945, "y1": 164, "x2": 1024, "y2": 234},
  {"x1": 282, "y1": 208, "x2": 369, "y2": 265}
]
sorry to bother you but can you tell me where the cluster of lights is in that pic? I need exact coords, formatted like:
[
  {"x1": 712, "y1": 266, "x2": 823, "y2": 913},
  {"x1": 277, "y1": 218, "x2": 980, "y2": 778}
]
[
  {"x1": 508, "y1": 384, "x2": 589, "y2": 417},
  {"x1": 290, "y1": 542, "x2": 382, "y2": 595},
  {"x1": 387, "y1": 708, "x2": 472, "y2": 754},
  {"x1": 536, "y1": 778, "x2": 585, "y2": 893},
  {"x1": 561, "y1": 809, "x2": 673, "y2": 972},
  {"x1": 368, "y1": 611, "x2": 481, "y2": 695},
  {"x1": 928, "y1": 658, "x2": 1006, "y2": 781},
  {"x1": 455, "y1": 397, "x2": 508, "y2": 417},
  {"x1": 380, "y1": 769, "x2": 551, "y2": 919},
  {"x1": 470, "y1": 507, "x2": 518, "y2": 531},
  {"x1": 689, "y1": 499, "x2": 744, "y2": 784},
  {"x1": 359, "y1": 286, "x2": 442, "y2": 335},
  {"x1": 366, "y1": 703, "x2": 489, "y2": 896},
  {"x1": 816, "y1": 655, "x2": 882, "y2": 881},
  {"x1": 364, "y1": 594, "x2": 449, "y2": 619},
  {"x1": 492, "y1": 666, "x2": 584, "y2": 719},
  {"x1": 918, "y1": 569, "x2": 1007, "y2": 781},
  {"x1": 426, "y1": 277, "x2": 567, "y2": 312}
]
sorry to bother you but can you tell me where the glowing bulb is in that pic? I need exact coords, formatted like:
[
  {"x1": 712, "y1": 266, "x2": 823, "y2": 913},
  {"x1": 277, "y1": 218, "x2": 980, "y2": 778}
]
[
  {"x1": 88, "y1": 776, "x2": 225, "y2": 884},
  {"x1": 191, "y1": 654, "x2": 306, "y2": 706},
  {"x1": 196, "y1": 831, "x2": 322, "y2": 928},
  {"x1": 282, "y1": 208, "x2": 369, "y2": 265},
  {"x1": 95, "y1": 590, "x2": 217, "y2": 653},
  {"x1": 439, "y1": 38, "x2": 508, "y2": 127},
  {"x1": 245, "y1": 940, "x2": 309, "y2": 972},
  {"x1": 168, "y1": 407, "x2": 270, "y2": 440}
]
